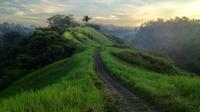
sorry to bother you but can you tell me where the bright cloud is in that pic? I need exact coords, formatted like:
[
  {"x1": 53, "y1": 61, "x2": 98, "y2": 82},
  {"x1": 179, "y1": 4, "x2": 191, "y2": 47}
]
[
  {"x1": 14, "y1": 11, "x2": 25, "y2": 16},
  {"x1": 94, "y1": 15, "x2": 119, "y2": 20}
]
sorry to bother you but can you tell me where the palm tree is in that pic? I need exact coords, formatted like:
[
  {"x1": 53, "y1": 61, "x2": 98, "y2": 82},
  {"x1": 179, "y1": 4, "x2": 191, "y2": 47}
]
[{"x1": 82, "y1": 16, "x2": 92, "y2": 24}]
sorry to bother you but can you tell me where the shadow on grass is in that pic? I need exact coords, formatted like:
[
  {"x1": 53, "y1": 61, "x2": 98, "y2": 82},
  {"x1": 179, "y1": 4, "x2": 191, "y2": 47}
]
[{"x1": 0, "y1": 54, "x2": 78, "y2": 99}]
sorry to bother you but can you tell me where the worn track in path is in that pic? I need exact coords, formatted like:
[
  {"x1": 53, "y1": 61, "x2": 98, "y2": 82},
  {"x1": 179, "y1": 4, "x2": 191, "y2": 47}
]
[{"x1": 94, "y1": 49, "x2": 158, "y2": 112}]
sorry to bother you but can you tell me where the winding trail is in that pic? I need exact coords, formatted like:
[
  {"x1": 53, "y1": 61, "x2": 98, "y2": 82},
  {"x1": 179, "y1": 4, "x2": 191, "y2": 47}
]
[{"x1": 94, "y1": 49, "x2": 158, "y2": 112}]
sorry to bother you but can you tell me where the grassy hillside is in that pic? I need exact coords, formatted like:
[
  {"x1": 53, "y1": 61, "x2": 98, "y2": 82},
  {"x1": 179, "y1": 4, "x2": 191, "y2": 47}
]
[
  {"x1": 68, "y1": 27, "x2": 113, "y2": 46},
  {"x1": 63, "y1": 32, "x2": 80, "y2": 45},
  {"x1": 2, "y1": 26, "x2": 200, "y2": 112},
  {"x1": 101, "y1": 47, "x2": 200, "y2": 112},
  {"x1": 0, "y1": 47, "x2": 106, "y2": 112},
  {"x1": 0, "y1": 27, "x2": 113, "y2": 112}
]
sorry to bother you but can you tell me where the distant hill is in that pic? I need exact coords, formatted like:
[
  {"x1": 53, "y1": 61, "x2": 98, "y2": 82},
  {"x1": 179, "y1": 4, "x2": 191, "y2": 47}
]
[
  {"x1": 132, "y1": 17, "x2": 200, "y2": 74},
  {"x1": 100, "y1": 25, "x2": 136, "y2": 39}
]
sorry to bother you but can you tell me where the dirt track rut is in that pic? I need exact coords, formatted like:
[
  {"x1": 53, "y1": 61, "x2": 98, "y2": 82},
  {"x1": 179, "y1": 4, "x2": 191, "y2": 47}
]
[{"x1": 94, "y1": 49, "x2": 158, "y2": 112}]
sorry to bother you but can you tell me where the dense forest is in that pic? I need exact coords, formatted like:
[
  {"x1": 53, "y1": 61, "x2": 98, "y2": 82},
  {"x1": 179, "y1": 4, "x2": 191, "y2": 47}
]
[
  {"x1": 0, "y1": 15, "x2": 77, "y2": 90},
  {"x1": 133, "y1": 17, "x2": 200, "y2": 74}
]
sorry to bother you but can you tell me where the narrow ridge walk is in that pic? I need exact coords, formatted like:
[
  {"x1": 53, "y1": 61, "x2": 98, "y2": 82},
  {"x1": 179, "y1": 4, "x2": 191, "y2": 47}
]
[{"x1": 94, "y1": 49, "x2": 158, "y2": 112}]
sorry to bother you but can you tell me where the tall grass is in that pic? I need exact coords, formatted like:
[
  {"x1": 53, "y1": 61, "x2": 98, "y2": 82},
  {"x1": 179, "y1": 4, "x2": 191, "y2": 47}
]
[
  {"x1": 101, "y1": 48, "x2": 200, "y2": 112},
  {"x1": 0, "y1": 47, "x2": 105, "y2": 112}
]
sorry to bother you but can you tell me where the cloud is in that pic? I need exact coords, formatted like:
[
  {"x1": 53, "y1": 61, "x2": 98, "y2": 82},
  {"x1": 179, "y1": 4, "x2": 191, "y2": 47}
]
[
  {"x1": 14, "y1": 11, "x2": 25, "y2": 16},
  {"x1": 25, "y1": 4, "x2": 65, "y2": 14},
  {"x1": 94, "y1": 0, "x2": 115, "y2": 4},
  {"x1": 0, "y1": 0, "x2": 200, "y2": 26},
  {"x1": 94, "y1": 15, "x2": 119, "y2": 20}
]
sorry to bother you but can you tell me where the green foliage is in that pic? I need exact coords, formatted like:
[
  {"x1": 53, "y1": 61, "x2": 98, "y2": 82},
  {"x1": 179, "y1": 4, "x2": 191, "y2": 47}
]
[
  {"x1": 0, "y1": 27, "x2": 112, "y2": 91},
  {"x1": 112, "y1": 48, "x2": 179, "y2": 74},
  {"x1": 1, "y1": 24, "x2": 200, "y2": 112},
  {"x1": 0, "y1": 29, "x2": 75, "y2": 90},
  {"x1": 101, "y1": 48, "x2": 200, "y2": 112},
  {"x1": 134, "y1": 17, "x2": 200, "y2": 74},
  {"x1": 0, "y1": 27, "x2": 116, "y2": 112},
  {"x1": 0, "y1": 47, "x2": 105, "y2": 112},
  {"x1": 10, "y1": 29, "x2": 75, "y2": 70},
  {"x1": 47, "y1": 15, "x2": 78, "y2": 32}
]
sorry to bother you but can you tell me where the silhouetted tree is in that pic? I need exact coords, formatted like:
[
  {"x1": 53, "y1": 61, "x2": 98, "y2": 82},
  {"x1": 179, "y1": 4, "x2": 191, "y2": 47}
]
[{"x1": 82, "y1": 16, "x2": 92, "y2": 24}]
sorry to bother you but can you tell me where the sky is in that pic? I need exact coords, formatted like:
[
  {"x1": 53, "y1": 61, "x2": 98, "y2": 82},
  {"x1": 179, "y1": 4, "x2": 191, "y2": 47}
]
[{"x1": 1, "y1": 0, "x2": 200, "y2": 27}]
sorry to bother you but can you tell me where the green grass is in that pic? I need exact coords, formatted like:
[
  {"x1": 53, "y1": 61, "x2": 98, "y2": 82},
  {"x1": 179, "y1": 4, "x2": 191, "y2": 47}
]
[
  {"x1": 63, "y1": 31, "x2": 80, "y2": 45},
  {"x1": 63, "y1": 32, "x2": 73, "y2": 40},
  {"x1": 111, "y1": 48, "x2": 179, "y2": 74},
  {"x1": 72, "y1": 31, "x2": 100, "y2": 47},
  {"x1": 101, "y1": 47, "x2": 200, "y2": 112},
  {"x1": 69, "y1": 27, "x2": 113, "y2": 46},
  {"x1": 3, "y1": 26, "x2": 198, "y2": 112},
  {"x1": 63, "y1": 27, "x2": 113, "y2": 48},
  {"x1": 0, "y1": 47, "x2": 105, "y2": 112}
]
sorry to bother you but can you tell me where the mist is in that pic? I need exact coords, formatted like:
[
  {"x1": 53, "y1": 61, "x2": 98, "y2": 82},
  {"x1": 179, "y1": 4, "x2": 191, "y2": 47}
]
[{"x1": 131, "y1": 17, "x2": 200, "y2": 74}]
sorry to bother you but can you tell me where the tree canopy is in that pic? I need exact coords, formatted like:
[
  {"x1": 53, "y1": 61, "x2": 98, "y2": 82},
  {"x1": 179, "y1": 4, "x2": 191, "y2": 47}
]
[{"x1": 47, "y1": 15, "x2": 78, "y2": 31}]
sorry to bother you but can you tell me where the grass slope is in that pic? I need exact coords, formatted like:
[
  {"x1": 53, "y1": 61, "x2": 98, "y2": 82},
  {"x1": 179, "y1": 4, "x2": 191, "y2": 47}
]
[
  {"x1": 63, "y1": 31, "x2": 80, "y2": 44},
  {"x1": 0, "y1": 27, "x2": 114, "y2": 112},
  {"x1": 0, "y1": 47, "x2": 105, "y2": 112},
  {"x1": 72, "y1": 31, "x2": 100, "y2": 47},
  {"x1": 101, "y1": 47, "x2": 200, "y2": 112},
  {"x1": 111, "y1": 48, "x2": 179, "y2": 74},
  {"x1": 68, "y1": 27, "x2": 113, "y2": 46}
]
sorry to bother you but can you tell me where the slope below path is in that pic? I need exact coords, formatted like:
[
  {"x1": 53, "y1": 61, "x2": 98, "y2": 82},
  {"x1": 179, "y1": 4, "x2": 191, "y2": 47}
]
[{"x1": 94, "y1": 49, "x2": 158, "y2": 112}]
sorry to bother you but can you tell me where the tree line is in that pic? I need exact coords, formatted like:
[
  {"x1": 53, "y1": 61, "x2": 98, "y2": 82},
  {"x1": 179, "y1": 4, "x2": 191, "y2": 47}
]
[{"x1": 133, "y1": 16, "x2": 200, "y2": 74}]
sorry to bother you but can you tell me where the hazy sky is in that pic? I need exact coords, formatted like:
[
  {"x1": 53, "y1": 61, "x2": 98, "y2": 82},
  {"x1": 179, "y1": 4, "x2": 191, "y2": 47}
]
[{"x1": 1, "y1": 0, "x2": 200, "y2": 26}]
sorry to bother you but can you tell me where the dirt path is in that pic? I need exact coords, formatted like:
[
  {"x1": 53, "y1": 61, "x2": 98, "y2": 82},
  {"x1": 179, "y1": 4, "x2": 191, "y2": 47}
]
[{"x1": 94, "y1": 49, "x2": 158, "y2": 112}]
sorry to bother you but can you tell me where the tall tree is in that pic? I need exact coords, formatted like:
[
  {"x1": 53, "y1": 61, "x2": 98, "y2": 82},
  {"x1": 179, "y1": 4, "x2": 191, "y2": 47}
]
[
  {"x1": 47, "y1": 15, "x2": 78, "y2": 30},
  {"x1": 82, "y1": 16, "x2": 92, "y2": 24}
]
